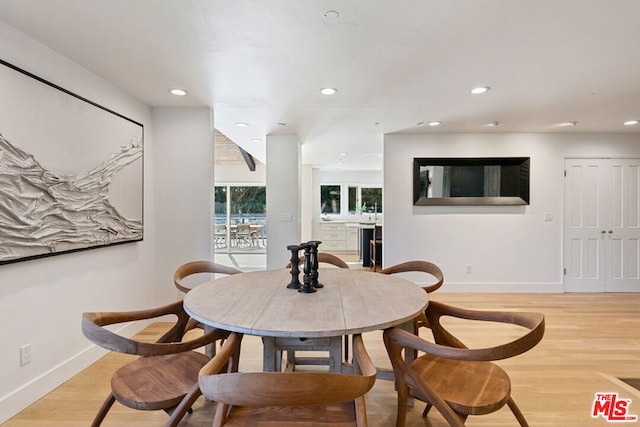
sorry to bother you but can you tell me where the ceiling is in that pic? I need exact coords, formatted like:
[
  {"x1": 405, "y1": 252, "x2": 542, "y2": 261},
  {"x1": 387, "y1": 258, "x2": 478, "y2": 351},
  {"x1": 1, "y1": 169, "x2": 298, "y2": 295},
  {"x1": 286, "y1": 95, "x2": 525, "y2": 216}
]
[
  {"x1": 214, "y1": 129, "x2": 262, "y2": 167},
  {"x1": 1, "y1": 1, "x2": 639, "y2": 171}
]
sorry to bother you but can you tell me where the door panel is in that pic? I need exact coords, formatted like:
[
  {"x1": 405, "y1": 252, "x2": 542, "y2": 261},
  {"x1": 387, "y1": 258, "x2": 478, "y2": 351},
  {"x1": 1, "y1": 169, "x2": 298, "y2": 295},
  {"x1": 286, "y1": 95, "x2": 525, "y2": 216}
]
[
  {"x1": 606, "y1": 160, "x2": 640, "y2": 291},
  {"x1": 564, "y1": 160, "x2": 606, "y2": 291},
  {"x1": 564, "y1": 158, "x2": 640, "y2": 292}
]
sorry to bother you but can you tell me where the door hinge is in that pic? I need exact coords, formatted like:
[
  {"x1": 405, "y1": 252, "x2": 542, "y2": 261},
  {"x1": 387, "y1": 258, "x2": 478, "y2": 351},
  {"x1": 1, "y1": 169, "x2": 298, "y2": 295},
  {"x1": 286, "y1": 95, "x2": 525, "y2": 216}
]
[
  {"x1": 564, "y1": 170, "x2": 567, "y2": 177},
  {"x1": 563, "y1": 268, "x2": 567, "y2": 275}
]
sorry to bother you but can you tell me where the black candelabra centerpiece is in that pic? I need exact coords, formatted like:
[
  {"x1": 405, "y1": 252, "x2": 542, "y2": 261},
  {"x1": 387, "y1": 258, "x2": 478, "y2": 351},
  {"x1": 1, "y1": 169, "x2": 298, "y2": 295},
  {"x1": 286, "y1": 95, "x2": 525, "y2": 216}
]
[
  {"x1": 286, "y1": 240, "x2": 323, "y2": 293},
  {"x1": 286, "y1": 244, "x2": 303, "y2": 289},
  {"x1": 299, "y1": 243, "x2": 316, "y2": 293},
  {"x1": 308, "y1": 240, "x2": 323, "y2": 289}
]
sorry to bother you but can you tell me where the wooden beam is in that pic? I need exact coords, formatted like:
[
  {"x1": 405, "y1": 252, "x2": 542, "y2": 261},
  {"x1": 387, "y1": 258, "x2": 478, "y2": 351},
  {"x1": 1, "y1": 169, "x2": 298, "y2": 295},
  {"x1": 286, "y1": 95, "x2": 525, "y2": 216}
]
[{"x1": 238, "y1": 145, "x2": 256, "y2": 171}]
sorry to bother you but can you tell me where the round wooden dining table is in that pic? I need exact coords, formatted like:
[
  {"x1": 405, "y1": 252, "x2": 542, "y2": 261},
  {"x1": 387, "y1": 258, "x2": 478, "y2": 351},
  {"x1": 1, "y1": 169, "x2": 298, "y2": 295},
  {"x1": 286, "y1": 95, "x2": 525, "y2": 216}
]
[{"x1": 183, "y1": 267, "x2": 428, "y2": 373}]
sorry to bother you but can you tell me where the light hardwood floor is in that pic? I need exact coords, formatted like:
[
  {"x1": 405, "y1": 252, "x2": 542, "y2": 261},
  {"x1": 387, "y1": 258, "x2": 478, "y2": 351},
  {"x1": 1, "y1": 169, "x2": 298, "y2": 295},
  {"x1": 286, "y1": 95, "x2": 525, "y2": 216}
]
[{"x1": 4, "y1": 292, "x2": 640, "y2": 426}]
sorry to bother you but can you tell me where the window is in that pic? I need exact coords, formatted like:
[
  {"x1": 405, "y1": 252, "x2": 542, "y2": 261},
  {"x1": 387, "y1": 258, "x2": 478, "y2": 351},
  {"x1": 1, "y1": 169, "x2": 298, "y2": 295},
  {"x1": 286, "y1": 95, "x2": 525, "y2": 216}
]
[
  {"x1": 320, "y1": 185, "x2": 341, "y2": 214},
  {"x1": 214, "y1": 186, "x2": 227, "y2": 217},
  {"x1": 347, "y1": 186, "x2": 383, "y2": 214},
  {"x1": 361, "y1": 187, "x2": 382, "y2": 213},
  {"x1": 230, "y1": 186, "x2": 266, "y2": 218}
]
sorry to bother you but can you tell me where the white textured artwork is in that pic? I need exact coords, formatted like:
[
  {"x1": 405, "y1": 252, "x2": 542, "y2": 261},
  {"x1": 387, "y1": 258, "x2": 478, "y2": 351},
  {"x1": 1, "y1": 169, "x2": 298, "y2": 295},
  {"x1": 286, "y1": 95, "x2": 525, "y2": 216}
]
[{"x1": 0, "y1": 60, "x2": 143, "y2": 264}]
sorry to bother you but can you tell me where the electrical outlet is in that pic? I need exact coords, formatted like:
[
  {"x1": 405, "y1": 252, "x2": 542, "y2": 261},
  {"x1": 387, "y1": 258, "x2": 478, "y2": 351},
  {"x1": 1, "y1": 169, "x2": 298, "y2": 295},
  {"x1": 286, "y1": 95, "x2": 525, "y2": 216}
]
[
  {"x1": 465, "y1": 265, "x2": 472, "y2": 274},
  {"x1": 20, "y1": 344, "x2": 32, "y2": 366}
]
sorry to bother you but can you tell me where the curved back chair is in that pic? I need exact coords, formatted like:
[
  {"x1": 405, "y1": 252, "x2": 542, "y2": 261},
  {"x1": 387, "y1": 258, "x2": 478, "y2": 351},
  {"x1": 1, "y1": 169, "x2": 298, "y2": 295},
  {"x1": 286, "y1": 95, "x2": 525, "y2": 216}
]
[
  {"x1": 235, "y1": 223, "x2": 256, "y2": 247},
  {"x1": 174, "y1": 260, "x2": 242, "y2": 294},
  {"x1": 286, "y1": 252, "x2": 350, "y2": 269},
  {"x1": 379, "y1": 260, "x2": 444, "y2": 293},
  {"x1": 379, "y1": 260, "x2": 444, "y2": 335},
  {"x1": 174, "y1": 260, "x2": 242, "y2": 356},
  {"x1": 82, "y1": 300, "x2": 229, "y2": 427},
  {"x1": 383, "y1": 300, "x2": 545, "y2": 427},
  {"x1": 214, "y1": 223, "x2": 227, "y2": 248},
  {"x1": 199, "y1": 333, "x2": 377, "y2": 427}
]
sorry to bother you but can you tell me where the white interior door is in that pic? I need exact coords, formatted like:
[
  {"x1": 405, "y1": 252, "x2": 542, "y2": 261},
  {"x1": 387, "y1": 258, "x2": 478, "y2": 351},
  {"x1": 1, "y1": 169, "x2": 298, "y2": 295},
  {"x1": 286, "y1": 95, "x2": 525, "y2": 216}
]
[
  {"x1": 564, "y1": 158, "x2": 640, "y2": 292},
  {"x1": 606, "y1": 159, "x2": 640, "y2": 291},
  {"x1": 564, "y1": 159, "x2": 607, "y2": 292}
]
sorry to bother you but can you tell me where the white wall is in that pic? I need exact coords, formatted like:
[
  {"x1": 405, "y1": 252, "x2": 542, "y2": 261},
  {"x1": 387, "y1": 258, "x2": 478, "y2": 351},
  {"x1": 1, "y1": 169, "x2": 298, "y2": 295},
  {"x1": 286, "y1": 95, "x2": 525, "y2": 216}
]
[
  {"x1": 301, "y1": 165, "x2": 313, "y2": 242},
  {"x1": 151, "y1": 107, "x2": 215, "y2": 302},
  {"x1": 215, "y1": 162, "x2": 266, "y2": 183},
  {"x1": 266, "y1": 134, "x2": 301, "y2": 269},
  {"x1": 0, "y1": 21, "x2": 214, "y2": 422},
  {"x1": 383, "y1": 132, "x2": 640, "y2": 292}
]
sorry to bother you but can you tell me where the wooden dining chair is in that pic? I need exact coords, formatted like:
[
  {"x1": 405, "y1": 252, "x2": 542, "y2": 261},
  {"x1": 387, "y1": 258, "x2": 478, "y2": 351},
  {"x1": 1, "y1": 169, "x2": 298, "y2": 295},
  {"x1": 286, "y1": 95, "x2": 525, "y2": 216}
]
[
  {"x1": 235, "y1": 223, "x2": 256, "y2": 247},
  {"x1": 359, "y1": 259, "x2": 445, "y2": 364},
  {"x1": 281, "y1": 252, "x2": 349, "y2": 371},
  {"x1": 379, "y1": 260, "x2": 444, "y2": 334},
  {"x1": 81, "y1": 300, "x2": 230, "y2": 427},
  {"x1": 174, "y1": 260, "x2": 242, "y2": 357},
  {"x1": 199, "y1": 332, "x2": 377, "y2": 427},
  {"x1": 383, "y1": 300, "x2": 545, "y2": 427},
  {"x1": 285, "y1": 251, "x2": 351, "y2": 269},
  {"x1": 214, "y1": 223, "x2": 227, "y2": 248},
  {"x1": 378, "y1": 260, "x2": 444, "y2": 294},
  {"x1": 174, "y1": 260, "x2": 242, "y2": 294}
]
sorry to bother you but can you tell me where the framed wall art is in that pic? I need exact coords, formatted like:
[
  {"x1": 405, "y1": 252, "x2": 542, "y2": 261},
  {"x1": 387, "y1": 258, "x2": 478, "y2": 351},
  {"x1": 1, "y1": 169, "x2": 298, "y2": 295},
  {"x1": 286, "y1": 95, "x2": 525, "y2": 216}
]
[{"x1": 0, "y1": 59, "x2": 143, "y2": 265}]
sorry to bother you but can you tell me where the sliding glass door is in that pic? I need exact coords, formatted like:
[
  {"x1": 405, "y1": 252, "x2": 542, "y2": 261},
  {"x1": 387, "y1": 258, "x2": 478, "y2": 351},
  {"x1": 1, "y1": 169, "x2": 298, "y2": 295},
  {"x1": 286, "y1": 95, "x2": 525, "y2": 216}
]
[{"x1": 214, "y1": 185, "x2": 267, "y2": 252}]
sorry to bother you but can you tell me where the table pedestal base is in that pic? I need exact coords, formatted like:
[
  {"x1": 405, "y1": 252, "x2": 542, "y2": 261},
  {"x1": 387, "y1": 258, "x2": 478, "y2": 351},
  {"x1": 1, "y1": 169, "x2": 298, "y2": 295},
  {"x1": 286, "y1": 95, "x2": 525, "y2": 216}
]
[{"x1": 263, "y1": 336, "x2": 342, "y2": 373}]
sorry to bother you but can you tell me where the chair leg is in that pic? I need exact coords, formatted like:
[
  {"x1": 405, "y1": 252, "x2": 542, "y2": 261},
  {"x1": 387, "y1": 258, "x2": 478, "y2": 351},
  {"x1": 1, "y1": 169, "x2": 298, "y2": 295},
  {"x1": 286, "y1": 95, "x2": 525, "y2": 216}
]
[
  {"x1": 395, "y1": 384, "x2": 410, "y2": 427},
  {"x1": 165, "y1": 384, "x2": 202, "y2": 427},
  {"x1": 91, "y1": 393, "x2": 116, "y2": 427},
  {"x1": 419, "y1": 392, "x2": 466, "y2": 427},
  {"x1": 435, "y1": 404, "x2": 467, "y2": 427},
  {"x1": 422, "y1": 403, "x2": 433, "y2": 417},
  {"x1": 507, "y1": 397, "x2": 529, "y2": 427}
]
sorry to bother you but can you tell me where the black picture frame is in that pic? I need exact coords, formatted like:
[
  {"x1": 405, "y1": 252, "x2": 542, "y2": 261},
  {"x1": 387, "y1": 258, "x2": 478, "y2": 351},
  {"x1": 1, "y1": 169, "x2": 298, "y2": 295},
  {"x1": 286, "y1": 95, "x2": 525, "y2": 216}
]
[
  {"x1": 0, "y1": 59, "x2": 144, "y2": 265},
  {"x1": 413, "y1": 157, "x2": 530, "y2": 206}
]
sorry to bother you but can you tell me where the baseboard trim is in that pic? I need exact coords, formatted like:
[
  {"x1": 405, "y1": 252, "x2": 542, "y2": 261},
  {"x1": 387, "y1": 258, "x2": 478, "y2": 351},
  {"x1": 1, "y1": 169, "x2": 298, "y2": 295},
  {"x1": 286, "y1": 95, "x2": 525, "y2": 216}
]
[
  {"x1": 0, "y1": 321, "x2": 145, "y2": 424},
  {"x1": 438, "y1": 281, "x2": 564, "y2": 293}
]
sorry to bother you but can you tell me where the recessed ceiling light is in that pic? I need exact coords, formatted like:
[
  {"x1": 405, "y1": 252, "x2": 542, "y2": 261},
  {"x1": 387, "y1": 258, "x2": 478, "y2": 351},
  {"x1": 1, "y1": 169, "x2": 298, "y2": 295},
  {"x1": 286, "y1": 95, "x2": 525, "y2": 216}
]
[
  {"x1": 169, "y1": 88, "x2": 187, "y2": 96},
  {"x1": 416, "y1": 121, "x2": 425, "y2": 126},
  {"x1": 251, "y1": 138, "x2": 262, "y2": 143},
  {"x1": 320, "y1": 87, "x2": 338, "y2": 95},
  {"x1": 486, "y1": 121, "x2": 500, "y2": 127},
  {"x1": 234, "y1": 122, "x2": 249, "y2": 127},
  {"x1": 471, "y1": 86, "x2": 490, "y2": 95},
  {"x1": 274, "y1": 122, "x2": 287, "y2": 127},
  {"x1": 624, "y1": 120, "x2": 639, "y2": 126},
  {"x1": 558, "y1": 121, "x2": 577, "y2": 127},
  {"x1": 339, "y1": 152, "x2": 348, "y2": 157},
  {"x1": 428, "y1": 121, "x2": 441, "y2": 127}
]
